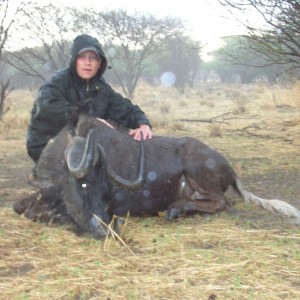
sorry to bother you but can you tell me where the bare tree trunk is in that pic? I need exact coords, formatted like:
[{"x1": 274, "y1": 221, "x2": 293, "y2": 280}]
[{"x1": 0, "y1": 80, "x2": 13, "y2": 120}]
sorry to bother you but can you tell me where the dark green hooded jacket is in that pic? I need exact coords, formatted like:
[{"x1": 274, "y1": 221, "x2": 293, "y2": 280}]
[{"x1": 27, "y1": 34, "x2": 151, "y2": 163}]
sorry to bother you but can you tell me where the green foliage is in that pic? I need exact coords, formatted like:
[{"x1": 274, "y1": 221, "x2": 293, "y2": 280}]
[
  {"x1": 218, "y1": 0, "x2": 300, "y2": 78},
  {"x1": 154, "y1": 34, "x2": 202, "y2": 92},
  {"x1": 210, "y1": 35, "x2": 289, "y2": 83}
]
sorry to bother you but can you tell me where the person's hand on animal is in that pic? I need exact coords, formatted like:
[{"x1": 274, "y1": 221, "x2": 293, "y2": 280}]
[{"x1": 129, "y1": 124, "x2": 152, "y2": 141}]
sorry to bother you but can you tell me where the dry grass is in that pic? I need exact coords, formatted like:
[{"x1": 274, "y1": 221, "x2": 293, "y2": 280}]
[
  {"x1": 1, "y1": 82, "x2": 300, "y2": 300},
  {"x1": 258, "y1": 83, "x2": 300, "y2": 110},
  {"x1": 1, "y1": 209, "x2": 300, "y2": 300},
  {"x1": 208, "y1": 124, "x2": 223, "y2": 138},
  {"x1": 0, "y1": 89, "x2": 35, "y2": 139}
]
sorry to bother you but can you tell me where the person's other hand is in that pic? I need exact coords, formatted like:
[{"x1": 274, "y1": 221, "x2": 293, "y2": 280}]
[{"x1": 129, "y1": 124, "x2": 152, "y2": 141}]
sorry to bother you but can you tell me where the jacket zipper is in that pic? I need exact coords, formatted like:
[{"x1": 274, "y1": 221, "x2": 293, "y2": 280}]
[{"x1": 86, "y1": 81, "x2": 90, "y2": 99}]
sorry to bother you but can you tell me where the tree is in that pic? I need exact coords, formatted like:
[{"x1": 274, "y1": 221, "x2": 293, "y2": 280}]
[
  {"x1": 218, "y1": 0, "x2": 300, "y2": 77},
  {"x1": 211, "y1": 35, "x2": 287, "y2": 83},
  {"x1": 5, "y1": 3, "x2": 78, "y2": 82},
  {"x1": 156, "y1": 34, "x2": 202, "y2": 92},
  {"x1": 0, "y1": 0, "x2": 28, "y2": 119},
  {"x1": 84, "y1": 9, "x2": 186, "y2": 97},
  {"x1": 5, "y1": 5, "x2": 192, "y2": 98}
]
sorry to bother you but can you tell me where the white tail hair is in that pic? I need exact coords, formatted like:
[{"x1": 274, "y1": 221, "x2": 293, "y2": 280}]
[{"x1": 235, "y1": 179, "x2": 300, "y2": 222}]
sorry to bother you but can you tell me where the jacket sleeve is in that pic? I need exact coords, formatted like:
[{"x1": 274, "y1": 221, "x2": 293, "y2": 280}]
[
  {"x1": 104, "y1": 84, "x2": 151, "y2": 129},
  {"x1": 27, "y1": 74, "x2": 75, "y2": 162},
  {"x1": 32, "y1": 81, "x2": 74, "y2": 127}
]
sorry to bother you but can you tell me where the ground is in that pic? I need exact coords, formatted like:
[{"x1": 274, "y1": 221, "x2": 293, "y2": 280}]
[
  {"x1": 3, "y1": 84, "x2": 300, "y2": 227},
  {"x1": 0, "y1": 84, "x2": 300, "y2": 299}
]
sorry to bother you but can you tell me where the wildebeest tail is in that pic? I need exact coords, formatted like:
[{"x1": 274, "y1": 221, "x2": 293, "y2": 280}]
[{"x1": 232, "y1": 178, "x2": 300, "y2": 221}]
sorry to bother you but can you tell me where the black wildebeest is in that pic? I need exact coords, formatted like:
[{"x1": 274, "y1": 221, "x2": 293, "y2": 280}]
[{"x1": 14, "y1": 116, "x2": 300, "y2": 237}]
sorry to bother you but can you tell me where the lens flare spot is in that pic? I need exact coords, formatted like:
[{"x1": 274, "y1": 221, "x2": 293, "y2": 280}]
[
  {"x1": 107, "y1": 47, "x2": 117, "y2": 58},
  {"x1": 160, "y1": 72, "x2": 176, "y2": 86},
  {"x1": 115, "y1": 192, "x2": 125, "y2": 201},
  {"x1": 147, "y1": 171, "x2": 157, "y2": 181},
  {"x1": 143, "y1": 189, "x2": 150, "y2": 197},
  {"x1": 205, "y1": 158, "x2": 216, "y2": 169}
]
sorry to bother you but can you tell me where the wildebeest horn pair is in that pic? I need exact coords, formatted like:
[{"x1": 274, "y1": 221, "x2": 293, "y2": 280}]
[{"x1": 65, "y1": 128, "x2": 145, "y2": 190}]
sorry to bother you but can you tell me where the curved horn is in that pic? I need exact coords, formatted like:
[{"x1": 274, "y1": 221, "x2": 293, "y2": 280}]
[
  {"x1": 97, "y1": 132, "x2": 145, "y2": 190},
  {"x1": 66, "y1": 129, "x2": 145, "y2": 190},
  {"x1": 65, "y1": 129, "x2": 96, "y2": 178}
]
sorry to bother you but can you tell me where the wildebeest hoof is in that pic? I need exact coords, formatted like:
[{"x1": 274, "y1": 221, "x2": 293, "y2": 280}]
[
  {"x1": 166, "y1": 208, "x2": 181, "y2": 220},
  {"x1": 89, "y1": 216, "x2": 107, "y2": 238}
]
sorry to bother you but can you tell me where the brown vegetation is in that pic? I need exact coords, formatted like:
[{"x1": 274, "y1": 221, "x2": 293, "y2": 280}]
[{"x1": 0, "y1": 83, "x2": 300, "y2": 299}]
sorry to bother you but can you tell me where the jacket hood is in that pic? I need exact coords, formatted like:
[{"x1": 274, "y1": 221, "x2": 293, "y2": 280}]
[{"x1": 70, "y1": 34, "x2": 107, "y2": 79}]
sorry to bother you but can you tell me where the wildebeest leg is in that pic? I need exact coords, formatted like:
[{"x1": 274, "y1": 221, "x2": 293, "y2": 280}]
[
  {"x1": 166, "y1": 174, "x2": 231, "y2": 220},
  {"x1": 13, "y1": 192, "x2": 40, "y2": 215},
  {"x1": 23, "y1": 193, "x2": 54, "y2": 222},
  {"x1": 166, "y1": 195, "x2": 229, "y2": 220},
  {"x1": 13, "y1": 187, "x2": 70, "y2": 224}
]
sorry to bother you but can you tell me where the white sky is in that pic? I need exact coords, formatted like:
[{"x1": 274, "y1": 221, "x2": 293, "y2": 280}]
[
  {"x1": 54, "y1": 0, "x2": 245, "y2": 48},
  {"x1": 11, "y1": 0, "x2": 248, "y2": 58}
]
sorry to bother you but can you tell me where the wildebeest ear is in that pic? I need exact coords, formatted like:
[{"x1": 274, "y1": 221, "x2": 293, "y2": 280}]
[
  {"x1": 66, "y1": 131, "x2": 75, "y2": 148},
  {"x1": 65, "y1": 117, "x2": 78, "y2": 136},
  {"x1": 66, "y1": 107, "x2": 80, "y2": 126}
]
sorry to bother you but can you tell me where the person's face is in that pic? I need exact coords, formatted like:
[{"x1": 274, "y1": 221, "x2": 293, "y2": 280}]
[{"x1": 76, "y1": 50, "x2": 101, "y2": 80}]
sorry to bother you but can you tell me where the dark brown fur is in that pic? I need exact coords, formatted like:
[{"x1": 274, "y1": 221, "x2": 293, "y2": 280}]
[{"x1": 14, "y1": 116, "x2": 238, "y2": 237}]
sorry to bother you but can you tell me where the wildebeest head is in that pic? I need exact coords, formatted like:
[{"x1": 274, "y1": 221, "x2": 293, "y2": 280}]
[
  {"x1": 65, "y1": 120, "x2": 145, "y2": 190},
  {"x1": 60, "y1": 116, "x2": 146, "y2": 237}
]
